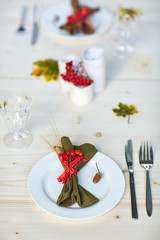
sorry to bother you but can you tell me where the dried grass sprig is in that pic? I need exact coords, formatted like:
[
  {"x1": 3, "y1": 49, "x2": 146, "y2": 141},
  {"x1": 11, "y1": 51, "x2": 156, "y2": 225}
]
[{"x1": 41, "y1": 121, "x2": 64, "y2": 154}]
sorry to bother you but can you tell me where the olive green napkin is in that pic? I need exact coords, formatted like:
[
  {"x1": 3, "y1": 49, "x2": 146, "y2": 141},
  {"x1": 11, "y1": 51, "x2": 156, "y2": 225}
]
[{"x1": 56, "y1": 136, "x2": 99, "y2": 207}]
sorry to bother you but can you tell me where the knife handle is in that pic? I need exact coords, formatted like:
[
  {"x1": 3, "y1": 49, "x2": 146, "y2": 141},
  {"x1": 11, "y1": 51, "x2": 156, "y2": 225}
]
[
  {"x1": 129, "y1": 171, "x2": 138, "y2": 219},
  {"x1": 21, "y1": 6, "x2": 28, "y2": 26},
  {"x1": 33, "y1": 5, "x2": 41, "y2": 23}
]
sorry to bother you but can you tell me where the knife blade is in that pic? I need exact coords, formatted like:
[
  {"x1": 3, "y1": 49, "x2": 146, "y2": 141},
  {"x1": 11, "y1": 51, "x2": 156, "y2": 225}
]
[
  {"x1": 125, "y1": 139, "x2": 138, "y2": 219},
  {"x1": 31, "y1": 5, "x2": 41, "y2": 45}
]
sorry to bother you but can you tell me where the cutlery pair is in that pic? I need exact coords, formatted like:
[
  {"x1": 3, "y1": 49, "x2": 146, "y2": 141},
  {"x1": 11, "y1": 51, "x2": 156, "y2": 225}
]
[
  {"x1": 125, "y1": 140, "x2": 153, "y2": 219},
  {"x1": 17, "y1": 5, "x2": 41, "y2": 45}
]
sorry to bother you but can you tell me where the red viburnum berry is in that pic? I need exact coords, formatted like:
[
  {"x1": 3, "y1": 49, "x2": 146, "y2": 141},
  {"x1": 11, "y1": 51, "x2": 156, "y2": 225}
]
[{"x1": 61, "y1": 61, "x2": 93, "y2": 87}]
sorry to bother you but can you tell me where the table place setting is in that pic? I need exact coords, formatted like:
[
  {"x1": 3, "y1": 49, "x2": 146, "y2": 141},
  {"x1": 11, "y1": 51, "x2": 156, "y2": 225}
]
[
  {"x1": 28, "y1": 132, "x2": 125, "y2": 220},
  {"x1": 15, "y1": 0, "x2": 113, "y2": 44},
  {"x1": 0, "y1": 0, "x2": 160, "y2": 239},
  {"x1": 27, "y1": 132, "x2": 154, "y2": 220},
  {"x1": 15, "y1": 0, "x2": 142, "y2": 51}
]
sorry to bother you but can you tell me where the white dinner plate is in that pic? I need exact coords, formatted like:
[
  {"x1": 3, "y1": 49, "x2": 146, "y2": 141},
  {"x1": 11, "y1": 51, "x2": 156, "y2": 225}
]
[
  {"x1": 28, "y1": 151, "x2": 125, "y2": 220},
  {"x1": 41, "y1": 2, "x2": 113, "y2": 41}
]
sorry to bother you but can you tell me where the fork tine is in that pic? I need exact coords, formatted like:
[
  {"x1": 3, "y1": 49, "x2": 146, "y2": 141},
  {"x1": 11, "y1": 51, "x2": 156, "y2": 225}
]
[
  {"x1": 149, "y1": 142, "x2": 154, "y2": 162},
  {"x1": 139, "y1": 143, "x2": 142, "y2": 161},
  {"x1": 143, "y1": 142, "x2": 146, "y2": 161},
  {"x1": 147, "y1": 141, "x2": 149, "y2": 160}
]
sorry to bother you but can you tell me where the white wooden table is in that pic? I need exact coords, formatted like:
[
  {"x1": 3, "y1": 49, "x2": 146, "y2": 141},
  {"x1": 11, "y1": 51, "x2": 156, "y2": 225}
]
[{"x1": 0, "y1": 0, "x2": 160, "y2": 239}]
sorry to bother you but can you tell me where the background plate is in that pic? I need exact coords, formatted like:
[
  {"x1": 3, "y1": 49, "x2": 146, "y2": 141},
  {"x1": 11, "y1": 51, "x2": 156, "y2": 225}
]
[{"x1": 41, "y1": 2, "x2": 113, "y2": 41}]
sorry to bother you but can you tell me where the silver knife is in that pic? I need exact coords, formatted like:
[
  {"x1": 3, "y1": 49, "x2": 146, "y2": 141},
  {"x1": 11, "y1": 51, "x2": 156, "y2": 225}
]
[
  {"x1": 125, "y1": 139, "x2": 138, "y2": 219},
  {"x1": 31, "y1": 5, "x2": 41, "y2": 45}
]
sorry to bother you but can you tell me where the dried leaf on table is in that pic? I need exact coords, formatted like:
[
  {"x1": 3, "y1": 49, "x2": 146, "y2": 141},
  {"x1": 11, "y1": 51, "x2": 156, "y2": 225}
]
[
  {"x1": 112, "y1": 102, "x2": 138, "y2": 123},
  {"x1": 32, "y1": 59, "x2": 59, "y2": 82}
]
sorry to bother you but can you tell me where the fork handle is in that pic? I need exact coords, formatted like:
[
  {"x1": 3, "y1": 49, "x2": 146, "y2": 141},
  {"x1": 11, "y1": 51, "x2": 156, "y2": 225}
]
[
  {"x1": 129, "y1": 171, "x2": 138, "y2": 219},
  {"x1": 146, "y1": 170, "x2": 152, "y2": 216},
  {"x1": 21, "y1": 6, "x2": 27, "y2": 26}
]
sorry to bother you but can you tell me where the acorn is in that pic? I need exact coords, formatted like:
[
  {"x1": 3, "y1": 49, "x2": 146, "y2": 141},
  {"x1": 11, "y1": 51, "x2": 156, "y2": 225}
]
[{"x1": 93, "y1": 162, "x2": 102, "y2": 183}]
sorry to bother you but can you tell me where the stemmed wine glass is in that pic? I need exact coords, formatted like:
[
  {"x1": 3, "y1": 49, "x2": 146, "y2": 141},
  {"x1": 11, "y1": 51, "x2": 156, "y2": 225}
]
[
  {"x1": 112, "y1": 14, "x2": 135, "y2": 59},
  {"x1": 0, "y1": 90, "x2": 33, "y2": 149}
]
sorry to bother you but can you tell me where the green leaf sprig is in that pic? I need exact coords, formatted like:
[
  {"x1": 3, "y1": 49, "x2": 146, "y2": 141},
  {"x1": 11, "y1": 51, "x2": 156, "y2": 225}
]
[
  {"x1": 32, "y1": 59, "x2": 59, "y2": 82},
  {"x1": 118, "y1": 6, "x2": 142, "y2": 20},
  {"x1": 0, "y1": 101, "x2": 7, "y2": 110},
  {"x1": 112, "y1": 102, "x2": 138, "y2": 123}
]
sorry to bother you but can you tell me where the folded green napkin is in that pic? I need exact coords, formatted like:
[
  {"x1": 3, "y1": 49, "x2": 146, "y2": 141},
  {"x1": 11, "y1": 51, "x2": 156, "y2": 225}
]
[{"x1": 56, "y1": 136, "x2": 99, "y2": 208}]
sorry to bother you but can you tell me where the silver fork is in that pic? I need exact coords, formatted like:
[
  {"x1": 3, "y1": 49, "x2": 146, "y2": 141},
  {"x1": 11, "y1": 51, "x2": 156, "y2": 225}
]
[
  {"x1": 139, "y1": 141, "x2": 153, "y2": 216},
  {"x1": 17, "y1": 6, "x2": 28, "y2": 33}
]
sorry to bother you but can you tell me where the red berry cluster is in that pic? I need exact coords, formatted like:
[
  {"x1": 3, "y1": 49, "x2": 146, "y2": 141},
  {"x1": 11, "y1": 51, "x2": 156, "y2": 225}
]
[
  {"x1": 66, "y1": 149, "x2": 87, "y2": 162},
  {"x1": 57, "y1": 150, "x2": 87, "y2": 184},
  {"x1": 61, "y1": 61, "x2": 93, "y2": 87},
  {"x1": 67, "y1": 7, "x2": 91, "y2": 25}
]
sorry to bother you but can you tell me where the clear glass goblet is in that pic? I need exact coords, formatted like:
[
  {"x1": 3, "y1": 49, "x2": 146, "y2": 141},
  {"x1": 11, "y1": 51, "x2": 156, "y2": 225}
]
[{"x1": 0, "y1": 90, "x2": 33, "y2": 149}]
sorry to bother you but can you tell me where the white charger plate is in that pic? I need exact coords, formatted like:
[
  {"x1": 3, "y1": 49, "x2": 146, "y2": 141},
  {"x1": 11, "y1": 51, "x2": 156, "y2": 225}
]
[
  {"x1": 28, "y1": 151, "x2": 125, "y2": 220},
  {"x1": 41, "y1": 2, "x2": 113, "y2": 41}
]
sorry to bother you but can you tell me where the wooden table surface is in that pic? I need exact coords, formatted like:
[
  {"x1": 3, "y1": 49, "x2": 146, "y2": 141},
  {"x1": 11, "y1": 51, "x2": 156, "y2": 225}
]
[{"x1": 0, "y1": 0, "x2": 160, "y2": 239}]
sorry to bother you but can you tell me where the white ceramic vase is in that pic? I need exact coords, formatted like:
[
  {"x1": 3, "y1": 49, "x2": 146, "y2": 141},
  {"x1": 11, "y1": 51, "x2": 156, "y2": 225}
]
[
  {"x1": 83, "y1": 47, "x2": 106, "y2": 93},
  {"x1": 70, "y1": 83, "x2": 94, "y2": 105}
]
